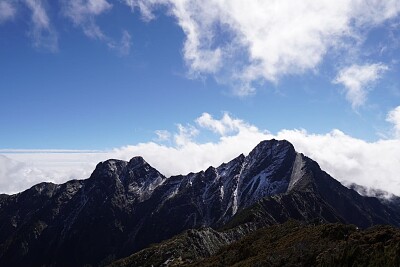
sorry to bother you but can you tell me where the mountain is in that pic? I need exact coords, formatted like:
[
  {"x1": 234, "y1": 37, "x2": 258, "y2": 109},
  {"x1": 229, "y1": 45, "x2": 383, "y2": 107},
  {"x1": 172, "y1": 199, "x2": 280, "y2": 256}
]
[{"x1": 0, "y1": 139, "x2": 399, "y2": 267}]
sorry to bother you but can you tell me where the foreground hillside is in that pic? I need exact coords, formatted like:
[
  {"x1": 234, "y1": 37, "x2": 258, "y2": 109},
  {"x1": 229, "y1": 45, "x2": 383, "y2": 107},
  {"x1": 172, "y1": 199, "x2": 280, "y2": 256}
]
[
  {"x1": 111, "y1": 220, "x2": 400, "y2": 267},
  {"x1": 192, "y1": 221, "x2": 400, "y2": 267}
]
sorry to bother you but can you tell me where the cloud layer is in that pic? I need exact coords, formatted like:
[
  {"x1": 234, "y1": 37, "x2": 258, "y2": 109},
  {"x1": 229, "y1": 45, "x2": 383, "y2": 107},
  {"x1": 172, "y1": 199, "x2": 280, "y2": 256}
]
[{"x1": 2, "y1": 109, "x2": 400, "y2": 196}]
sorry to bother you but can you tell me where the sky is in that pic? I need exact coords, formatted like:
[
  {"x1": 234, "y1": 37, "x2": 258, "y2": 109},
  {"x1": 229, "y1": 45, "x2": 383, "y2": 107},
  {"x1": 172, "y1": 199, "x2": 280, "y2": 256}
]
[{"x1": 1, "y1": 0, "x2": 400, "y2": 196}]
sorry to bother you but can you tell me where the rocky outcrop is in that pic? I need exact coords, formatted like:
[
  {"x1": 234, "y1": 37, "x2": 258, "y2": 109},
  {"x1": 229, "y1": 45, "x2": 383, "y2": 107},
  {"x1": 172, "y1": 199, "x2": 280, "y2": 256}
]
[{"x1": 108, "y1": 223, "x2": 257, "y2": 267}]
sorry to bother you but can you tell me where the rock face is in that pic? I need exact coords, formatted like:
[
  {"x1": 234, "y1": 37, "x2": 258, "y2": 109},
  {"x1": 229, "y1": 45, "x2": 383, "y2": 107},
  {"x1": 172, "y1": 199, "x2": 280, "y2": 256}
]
[{"x1": 0, "y1": 139, "x2": 399, "y2": 267}]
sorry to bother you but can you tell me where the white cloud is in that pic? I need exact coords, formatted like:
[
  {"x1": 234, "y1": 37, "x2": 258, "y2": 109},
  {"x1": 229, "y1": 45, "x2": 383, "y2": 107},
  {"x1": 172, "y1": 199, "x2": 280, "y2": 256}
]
[
  {"x1": 2, "y1": 110, "x2": 400, "y2": 196},
  {"x1": 24, "y1": 0, "x2": 58, "y2": 51},
  {"x1": 276, "y1": 129, "x2": 400, "y2": 198},
  {"x1": 154, "y1": 130, "x2": 171, "y2": 142},
  {"x1": 0, "y1": 152, "x2": 105, "y2": 194},
  {"x1": 112, "y1": 120, "x2": 266, "y2": 177},
  {"x1": 196, "y1": 112, "x2": 258, "y2": 136},
  {"x1": 0, "y1": 0, "x2": 57, "y2": 51},
  {"x1": 0, "y1": 1, "x2": 16, "y2": 23},
  {"x1": 118, "y1": 30, "x2": 132, "y2": 55},
  {"x1": 387, "y1": 106, "x2": 400, "y2": 138},
  {"x1": 4, "y1": 0, "x2": 398, "y2": 100},
  {"x1": 63, "y1": 0, "x2": 112, "y2": 39},
  {"x1": 123, "y1": 0, "x2": 164, "y2": 21},
  {"x1": 174, "y1": 123, "x2": 199, "y2": 146},
  {"x1": 127, "y1": 0, "x2": 400, "y2": 95},
  {"x1": 107, "y1": 30, "x2": 132, "y2": 56},
  {"x1": 63, "y1": 0, "x2": 132, "y2": 55},
  {"x1": 333, "y1": 63, "x2": 389, "y2": 108}
]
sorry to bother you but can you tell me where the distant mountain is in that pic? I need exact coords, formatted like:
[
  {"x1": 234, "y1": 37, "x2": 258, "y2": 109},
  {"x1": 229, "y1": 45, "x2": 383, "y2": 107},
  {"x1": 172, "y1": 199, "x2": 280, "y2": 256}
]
[{"x1": 0, "y1": 139, "x2": 399, "y2": 267}]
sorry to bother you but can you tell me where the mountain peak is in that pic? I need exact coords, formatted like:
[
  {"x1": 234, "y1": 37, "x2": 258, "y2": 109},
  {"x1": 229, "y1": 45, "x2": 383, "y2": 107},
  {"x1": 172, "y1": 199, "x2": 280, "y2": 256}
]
[
  {"x1": 128, "y1": 156, "x2": 147, "y2": 168},
  {"x1": 91, "y1": 159, "x2": 128, "y2": 179},
  {"x1": 256, "y1": 139, "x2": 293, "y2": 149},
  {"x1": 247, "y1": 139, "x2": 295, "y2": 163},
  {"x1": 260, "y1": 139, "x2": 293, "y2": 152},
  {"x1": 91, "y1": 157, "x2": 154, "y2": 179}
]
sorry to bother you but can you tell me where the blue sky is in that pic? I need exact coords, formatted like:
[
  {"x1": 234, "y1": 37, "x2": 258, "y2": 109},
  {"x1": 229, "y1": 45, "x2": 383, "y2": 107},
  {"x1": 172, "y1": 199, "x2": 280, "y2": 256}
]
[{"x1": 1, "y1": 0, "x2": 400, "y2": 194}]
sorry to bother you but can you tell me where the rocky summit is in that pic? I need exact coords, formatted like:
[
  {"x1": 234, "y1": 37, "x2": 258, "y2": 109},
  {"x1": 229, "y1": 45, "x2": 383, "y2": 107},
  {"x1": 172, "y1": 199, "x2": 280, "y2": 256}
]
[{"x1": 0, "y1": 139, "x2": 399, "y2": 267}]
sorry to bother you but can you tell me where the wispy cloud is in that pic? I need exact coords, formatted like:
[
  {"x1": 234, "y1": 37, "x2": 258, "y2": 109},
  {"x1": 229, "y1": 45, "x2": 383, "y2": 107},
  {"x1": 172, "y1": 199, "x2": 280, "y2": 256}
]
[
  {"x1": 24, "y1": 0, "x2": 58, "y2": 51},
  {"x1": 2, "y1": 109, "x2": 400, "y2": 196},
  {"x1": 333, "y1": 63, "x2": 389, "y2": 108},
  {"x1": 62, "y1": 0, "x2": 132, "y2": 55},
  {"x1": 62, "y1": 0, "x2": 112, "y2": 39},
  {"x1": 0, "y1": 0, "x2": 16, "y2": 23},
  {"x1": 123, "y1": 0, "x2": 161, "y2": 21},
  {"x1": 127, "y1": 0, "x2": 400, "y2": 96},
  {"x1": 387, "y1": 106, "x2": 400, "y2": 138},
  {"x1": 107, "y1": 30, "x2": 132, "y2": 56},
  {"x1": 154, "y1": 130, "x2": 171, "y2": 142}
]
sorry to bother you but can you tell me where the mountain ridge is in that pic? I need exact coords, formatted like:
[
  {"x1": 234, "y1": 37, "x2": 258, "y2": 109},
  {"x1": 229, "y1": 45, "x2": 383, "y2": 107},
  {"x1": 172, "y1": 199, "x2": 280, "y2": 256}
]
[{"x1": 0, "y1": 139, "x2": 399, "y2": 267}]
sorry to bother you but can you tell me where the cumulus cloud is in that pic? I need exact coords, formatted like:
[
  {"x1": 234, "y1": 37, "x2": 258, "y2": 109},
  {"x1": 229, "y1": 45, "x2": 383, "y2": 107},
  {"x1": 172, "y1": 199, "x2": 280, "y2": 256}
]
[
  {"x1": 111, "y1": 119, "x2": 266, "y2": 176},
  {"x1": 24, "y1": 0, "x2": 58, "y2": 51},
  {"x1": 2, "y1": 109, "x2": 400, "y2": 196},
  {"x1": 196, "y1": 112, "x2": 256, "y2": 136},
  {"x1": 0, "y1": 1, "x2": 16, "y2": 23},
  {"x1": 333, "y1": 63, "x2": 389, "y2": 108},
  {"x1": 127, "y1": 0, "x2": 400, "y2": 95}
]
